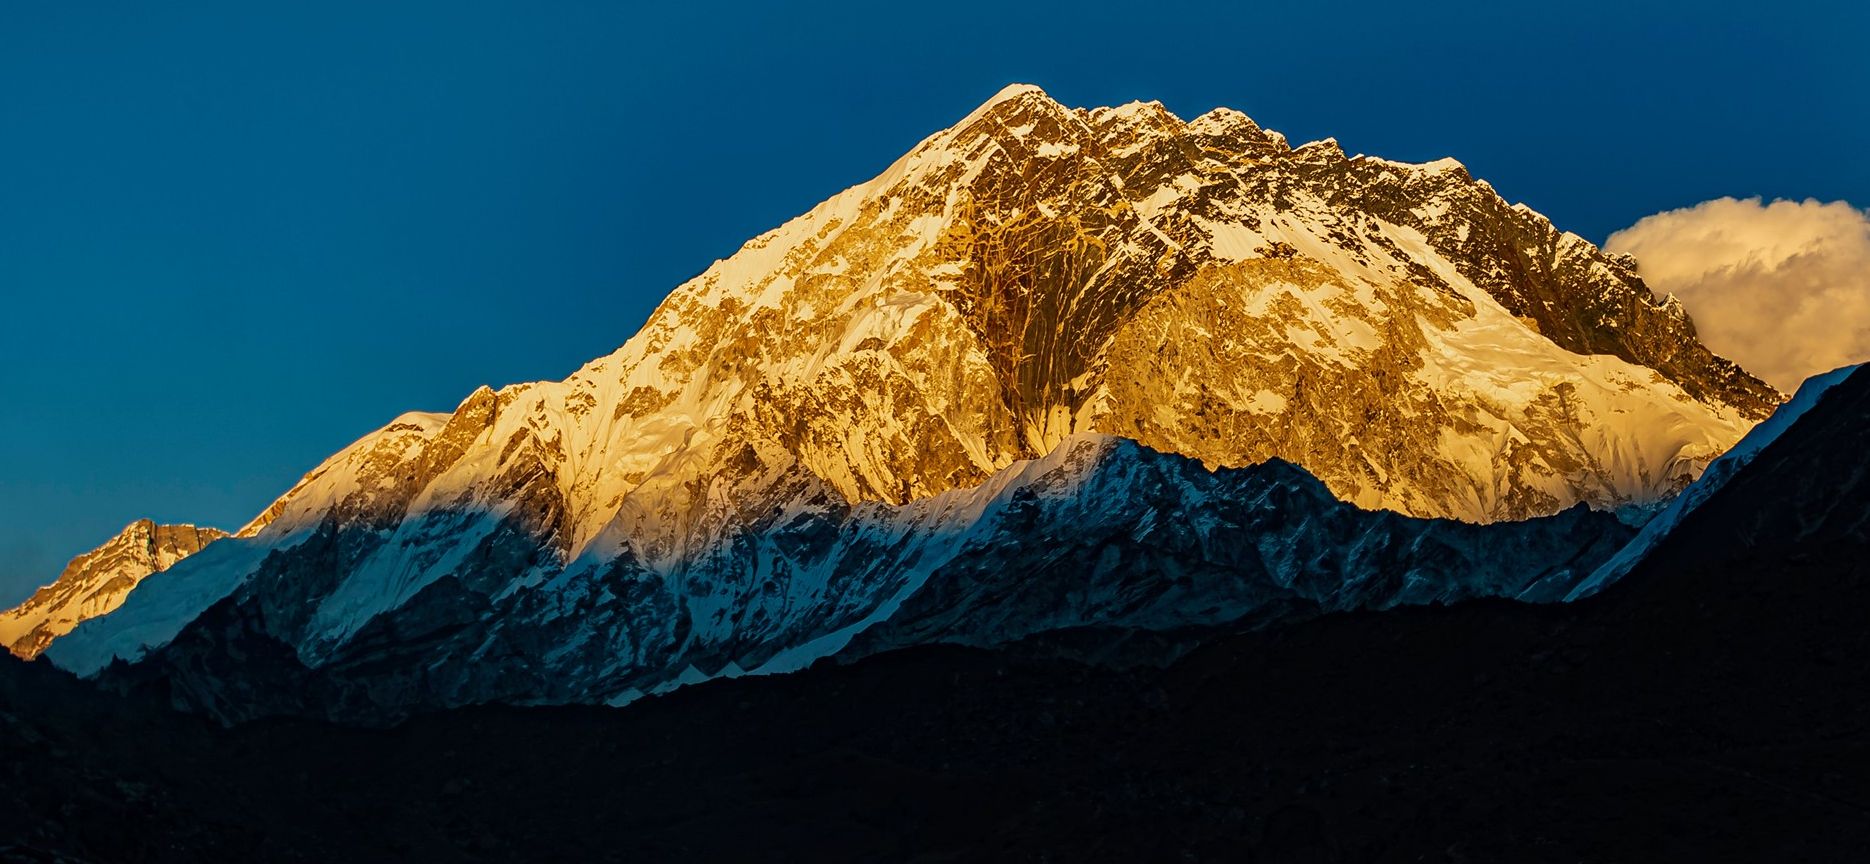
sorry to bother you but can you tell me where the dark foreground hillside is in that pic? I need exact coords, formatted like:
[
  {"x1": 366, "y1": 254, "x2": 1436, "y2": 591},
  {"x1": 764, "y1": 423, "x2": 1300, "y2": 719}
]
[{"x1": 3, "y1": 370, "x2": 1867, "y2": 863}]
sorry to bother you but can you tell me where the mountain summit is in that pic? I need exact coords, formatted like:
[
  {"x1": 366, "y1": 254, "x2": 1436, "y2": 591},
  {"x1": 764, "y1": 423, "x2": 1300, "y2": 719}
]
[
  {"x1": 222, "y1": 84, "x2": 1766, "y2": 543},
  {"x1": 23, "y1": 86, "x2": 1774, "y2": 709},
  {"x1": 0, "y1": 520, "x2": 225, "y2": 659}
]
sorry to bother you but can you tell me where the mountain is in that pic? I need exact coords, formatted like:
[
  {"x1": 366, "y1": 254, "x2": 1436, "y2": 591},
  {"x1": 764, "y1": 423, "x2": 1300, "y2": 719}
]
[
  {"x1": 29, "y1": 84, "x2": 1771, "y2": 712},
  {"x1": 1566, "y1": 362, "x2": 1862, "y2": 599},
  {"x1": 91, "y1": 435, "x2": 1633, "y2": 724},
  {"x1": 2, "y1": 372, "x2": 1862, "y2": 863},
  {"x1": 1578, "y1": 363, "x2": 1870, "y2": 678},
  {"x1": 0, "y1": 520, "x2": 226, "y2": 660}
]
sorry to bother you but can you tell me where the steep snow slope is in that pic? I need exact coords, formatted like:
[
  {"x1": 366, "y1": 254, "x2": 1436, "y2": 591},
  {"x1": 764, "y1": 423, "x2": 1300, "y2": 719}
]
[
  {"x1": 38, "y1": 85, "x2": 1769, "y2": 703},
  {"x1": 1564, "y1": 363, "x2": 1863, "y2": 600},
  {"x1": 0, "y1": 521, "x2": 226, "y2": 659}
]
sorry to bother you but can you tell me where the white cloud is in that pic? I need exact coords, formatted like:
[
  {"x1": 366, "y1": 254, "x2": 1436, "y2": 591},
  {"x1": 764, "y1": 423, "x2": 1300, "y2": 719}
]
[{"x1": 1605, "y1": 196, "x2": 1870, "y2": 393}]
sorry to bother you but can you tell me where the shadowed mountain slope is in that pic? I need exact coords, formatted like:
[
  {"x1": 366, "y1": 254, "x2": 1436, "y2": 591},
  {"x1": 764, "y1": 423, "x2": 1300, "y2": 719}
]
[{"x1": 3, "y1": 369, "x2": 1863, "y2": 863}]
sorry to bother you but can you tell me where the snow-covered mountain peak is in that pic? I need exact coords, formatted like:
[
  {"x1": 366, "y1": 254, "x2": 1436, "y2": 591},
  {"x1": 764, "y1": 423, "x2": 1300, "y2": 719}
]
[
  {"x1": 955, "y1": 82, "x2": 1056, "y2": 125},
  {"x1": 28, "y1": 85, "x2": 1779, "y2": 676},
  {"x1": 162, "y1": 83, "x2": 1786, "y2": 558},
  {"x1": 0, "y1": 520, "x2": 227, "y2": 659}
]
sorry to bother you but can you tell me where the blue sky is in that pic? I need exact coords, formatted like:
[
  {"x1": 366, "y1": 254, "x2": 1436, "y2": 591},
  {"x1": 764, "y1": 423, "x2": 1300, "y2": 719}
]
[{"x1": 2, "y1": 0, "x2": 1865, "y2": 602}]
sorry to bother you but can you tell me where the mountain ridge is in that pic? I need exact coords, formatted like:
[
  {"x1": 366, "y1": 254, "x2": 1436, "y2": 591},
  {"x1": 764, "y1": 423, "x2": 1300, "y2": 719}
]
[
  {"x1": 2, "y1": 369, "x2": 1863, "y2": 862},
  {"x1": 79, "y1": 434, "x2": 1636, "y2": 724},
  {"x1": 18, "y1": 85, "x2": 1774, "y2": 710},
  {"x1": 0, "y1": 520, "x2": 227, "y2": 660}
]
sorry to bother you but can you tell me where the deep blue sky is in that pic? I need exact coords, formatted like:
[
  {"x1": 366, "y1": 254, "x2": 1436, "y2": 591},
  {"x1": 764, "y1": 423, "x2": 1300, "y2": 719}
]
[{"x1": 2, "y1": 1, "x2": 1864, "y2": 602}]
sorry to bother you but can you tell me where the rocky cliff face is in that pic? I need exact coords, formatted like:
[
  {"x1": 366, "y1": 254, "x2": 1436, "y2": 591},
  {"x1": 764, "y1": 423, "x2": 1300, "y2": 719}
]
[
  {"x1": 30, "y1": 85, "x2": 1774, "y2": 711},
  {"x1": 0, "y1": 521, "x2": 226, "y2": 659}
]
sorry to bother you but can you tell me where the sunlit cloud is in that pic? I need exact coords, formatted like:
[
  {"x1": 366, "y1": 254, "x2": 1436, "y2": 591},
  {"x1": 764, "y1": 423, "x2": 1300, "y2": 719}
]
[{"x1": 1606, "y1": 196, "x2": 1870, "y2": 392}]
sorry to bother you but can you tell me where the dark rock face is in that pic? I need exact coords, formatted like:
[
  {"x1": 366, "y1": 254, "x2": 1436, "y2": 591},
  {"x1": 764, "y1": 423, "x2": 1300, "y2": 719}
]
[{"x1": 3, "y1": 371, "x2": 1866, "y2": 863}]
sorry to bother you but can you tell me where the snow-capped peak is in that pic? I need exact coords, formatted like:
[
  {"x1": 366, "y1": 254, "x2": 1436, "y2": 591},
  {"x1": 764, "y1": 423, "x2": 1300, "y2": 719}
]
[
  {"x1": 33, "y1": 84, "x2": 1778, "y2": 687},
  {"x1": 0, "y1": 520, "x2": 226, "y2": 659},
  {"x1": 964, "y1": 82, "x2": 1051, "y2": 117}
]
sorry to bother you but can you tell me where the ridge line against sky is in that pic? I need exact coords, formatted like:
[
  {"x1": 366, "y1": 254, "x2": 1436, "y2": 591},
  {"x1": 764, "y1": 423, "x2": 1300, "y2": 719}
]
[{"x1": 3, "y1": 0, "x2": 1866, "y2": 602}]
